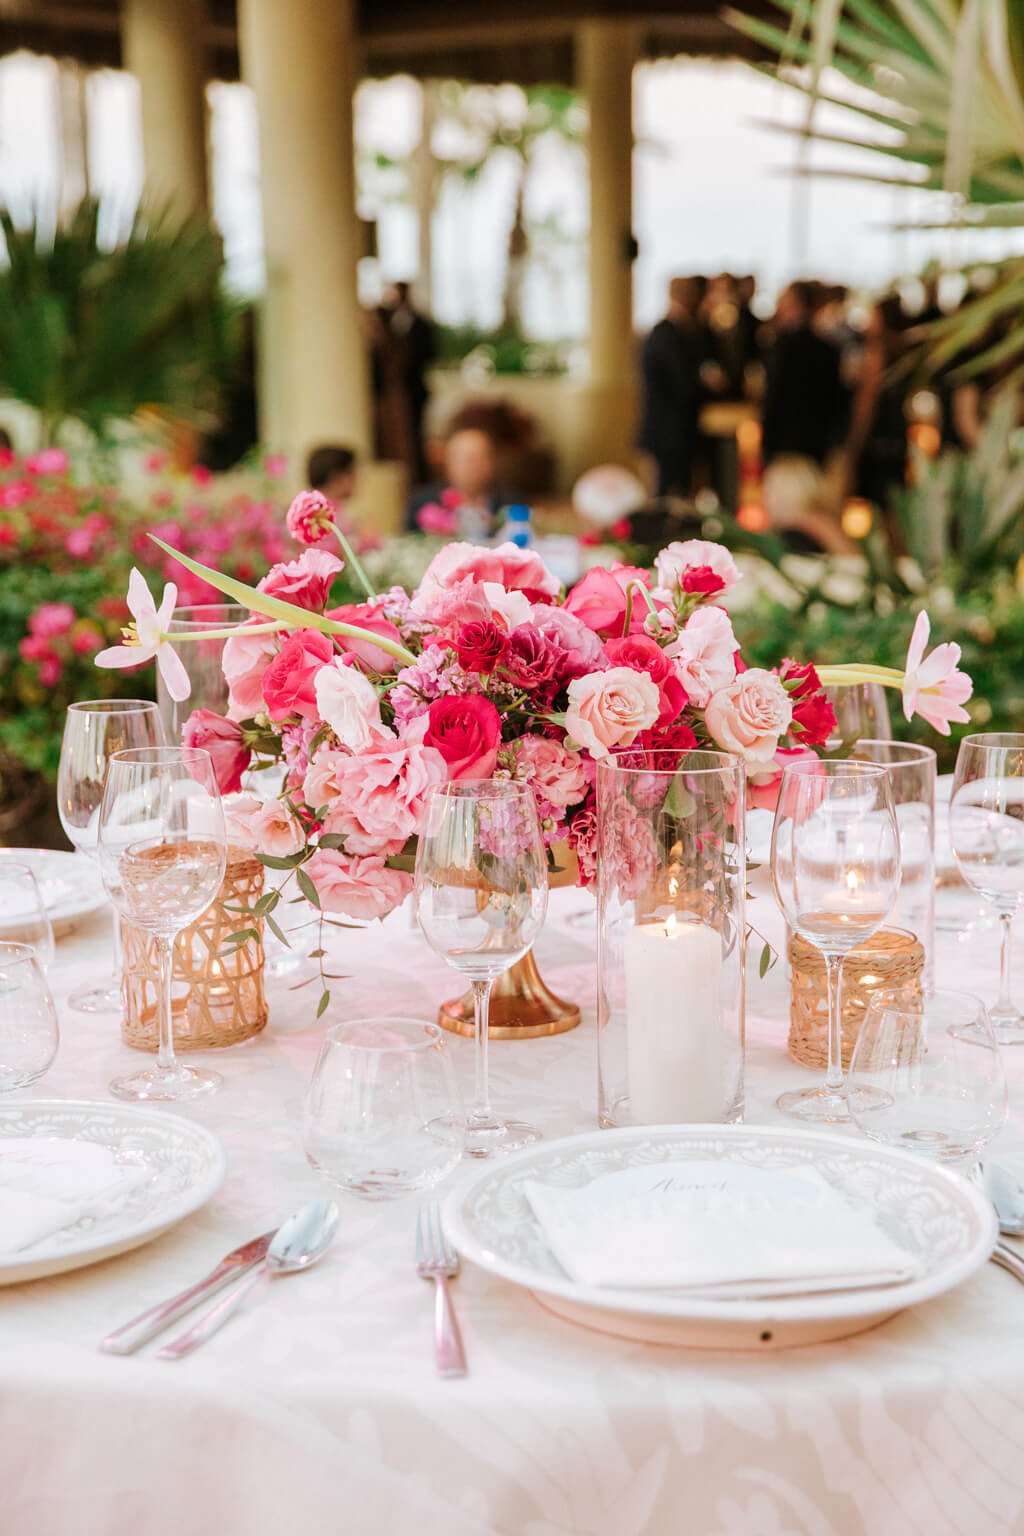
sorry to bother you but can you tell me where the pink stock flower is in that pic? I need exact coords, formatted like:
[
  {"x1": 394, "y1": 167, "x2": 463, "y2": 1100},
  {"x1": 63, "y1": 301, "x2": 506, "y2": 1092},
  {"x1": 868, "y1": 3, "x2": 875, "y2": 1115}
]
[
  {"x1": 563, "y1": 565, "x2": 653, "y2": 638},
  {"x1": 223, "y1": 620, "x2": 279, "y2": 719},
  {"x1": 422, "y1": 694, "x2": 501, "y2": 779},
  {"x1": 323, "y1": 742, "x2": 448, "y2": 855},
  {"x1": 389, "y1": 647, "x2": 476, "y2": 732},
  {"x1": 901, "y1": 611, "x2": 973, "y2": 735},
  {"x1": 25, "y1": 448, "x2": 69, "y2": 477},
  {"x1": 182, "y1": 709, "x2": 251, "y2": 795},
  {"x1": 262, "y1": 628, "x2": 334, "y2": 721},
  {"x1": 324, "y1": 601, "x2": 403, "y2": 673},
  {"x1": 415, "y1": 540, "x2": 560, "y2": 602},
  {"x1": 286, "y1": 489, "x2": 336, "y2": 546},
  {"x1": 315, "y1": 657, "x2": 391, "y2": 751},
  {"x1": 305, "y1": 849, "x2": 412, "y2": 920},
  {"x1": 29, "y1": 602, "x2": 75, "y2": 639},
  {"x1": 514, "y1": 736, "x2": 588, "y2": 809},
  {"x1": 705, "y1": 669, "x2": 793, "y2": 768},
  {"x1": 95, "y1": 568, "x2": 191, "y2": 703},
  {"x1": 654, "y1": 539, "x2": 740, "y2": 598},
  {"x1": 258, "y1": 548, "x2": 343, "y2": 611},
  {"x1": 565, "y1": 667, "x2": 661, "y2": 759},
  {"x1": 664, "y1": 606, "x2": 738, "y2": 707}
]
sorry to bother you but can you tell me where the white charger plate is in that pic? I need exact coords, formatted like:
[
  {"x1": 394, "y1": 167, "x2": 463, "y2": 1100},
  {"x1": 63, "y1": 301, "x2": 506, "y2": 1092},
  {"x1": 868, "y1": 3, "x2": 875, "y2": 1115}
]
[
  {"x1": 0, "y1": 849, "x2": 107, "y2": 940},
  {"x1": 0, "y1": 1101, "x2": 226, "y2": 1284},
  {"x1": 443, "y1": 1124, "x2": 996, "y2": 1350}
]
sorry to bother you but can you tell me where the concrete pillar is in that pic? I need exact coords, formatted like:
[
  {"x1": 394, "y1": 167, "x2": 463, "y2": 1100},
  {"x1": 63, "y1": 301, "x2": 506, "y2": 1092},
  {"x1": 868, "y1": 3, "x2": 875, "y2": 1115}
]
[
  {"x1": 577, "y1": 20, "x2": 637, "y2": 469},
  {"x1": 121, "y1": 0, "x2": 208, "y2": 219},
  {"x1": 237, "y1": 0, "x2": 373, "y2": 479}
]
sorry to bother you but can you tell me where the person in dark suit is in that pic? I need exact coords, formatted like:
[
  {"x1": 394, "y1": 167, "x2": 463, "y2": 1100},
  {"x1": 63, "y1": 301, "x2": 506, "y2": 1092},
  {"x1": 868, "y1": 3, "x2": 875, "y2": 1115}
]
[
  {"x1": 638, "y1": 276, "x2": 707, "y2": 497},
  {"x1": 383, "y1": 281, "x2": 436, "y2": 485},
  {"x1": 761, "y1": 281, "x2": 845, "y2": 468}
]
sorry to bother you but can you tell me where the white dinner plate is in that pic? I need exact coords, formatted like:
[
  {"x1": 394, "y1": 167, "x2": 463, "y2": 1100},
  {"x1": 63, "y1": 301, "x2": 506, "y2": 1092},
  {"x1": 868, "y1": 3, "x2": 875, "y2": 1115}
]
[
  {"x1": 0, "y1": 848, "x2": 107, "y2": 940},
  {"x1": 0, "y1": 1101, "x2": 226, "y2": 1284},
  {"x1": 443, "y1": 1124, "x2": 996, "y2": 1350}
]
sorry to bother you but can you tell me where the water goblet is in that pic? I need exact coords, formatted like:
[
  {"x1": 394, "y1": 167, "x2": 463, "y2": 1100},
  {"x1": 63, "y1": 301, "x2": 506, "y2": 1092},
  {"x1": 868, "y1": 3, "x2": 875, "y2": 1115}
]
[
  {"x1": 0, "y1": 942, "x2": 59, "y2": 1091},
  {"x1": 57, "y1": 699, "x2": 164, "y2": 1013},
  {"x1": 97, "y1": 746, "x2": 227, "y2": 1101},
  {"x1": 304, "y1": 1017, "x2": 464, "y2": 1199},
  {"x1": 949, "y1": 733, "x2": 1024, "y2": 1044},
  {"x1": 848, "y1": 988, "x2": 1007, "y2": 1165},
  {"x1": 0, "y1": 861, "x2": 55, "y2": 969},
  {"x1": 771, "y1": 758, "x2": 901, "y2": 1122},
  {"x1": 415, "y1": 780, "x2": 548, "y2": 1157}
]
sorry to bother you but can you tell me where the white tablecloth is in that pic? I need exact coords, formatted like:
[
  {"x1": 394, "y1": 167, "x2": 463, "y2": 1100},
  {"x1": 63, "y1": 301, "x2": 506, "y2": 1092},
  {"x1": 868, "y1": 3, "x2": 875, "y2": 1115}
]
[{"x1": 4, "y1": 882, "x2": 1024, "y2": 1536}]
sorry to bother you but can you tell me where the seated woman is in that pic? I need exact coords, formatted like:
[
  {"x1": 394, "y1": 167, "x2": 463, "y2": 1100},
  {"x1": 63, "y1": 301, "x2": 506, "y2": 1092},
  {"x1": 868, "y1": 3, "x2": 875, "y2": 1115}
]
[{"x1": 407, "y1": 425, "x2": 507, "y2": 539}]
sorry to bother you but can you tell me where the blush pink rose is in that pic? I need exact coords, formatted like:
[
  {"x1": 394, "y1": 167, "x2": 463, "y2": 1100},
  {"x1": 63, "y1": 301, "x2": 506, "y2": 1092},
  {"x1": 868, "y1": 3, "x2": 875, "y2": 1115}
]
[
  {"x1": 223, "y1": 620, "x2": 280, "y2": 720},
  {"x1": 182, "y1": 709, "x2": 251, "y2": 795},
  {"x1": 258, "y1": 549, "x2": 343, "y2": 611},
  {"x1": 325, "y1": 601, "x2": 403, "y2": 674},
  {"x1": 314, "y1": 658, "x2": 392, "y2": 751},
  {"x1": 565, "y1": 667, "x2": 661, "y2": 759},
  {"x1": 286, "y1": 489, "x2": 336, "y2": 546},
  {"x1": 654, "y1": 539, "x2": 740, "y2": 598},
  {"x1": 262, "y1": 628, "x2": 334, "y2": 721},
  {"x1": 705, "y1": 668, "x2": 794, "y2": 768},
  {"x1": 563, "y1": 565, "x2": 653, "y2": 638},
  {"x1": 664, "y1": 606, "x2": 738, "y2": 708},
  {"x1": 235, "y1": 798, "x2": 306, "y2": 858},
  {"x1": 415, "y1": 540, "x2": 560, "y2": 601},
  {"x1": 422, "y1": 695, "x2": 501, "y2": 779},
  {"x1": 305, "y1": 850, "x2": 412, "y2": 920},
  {"x1": 323, "y1": 743, "x2": 448, "y2": 854},
  {"x1": 515, "y1": 737, "x2": 588, "y2": 809},
  {"x1": 604, "y1": 634, "x2": 687, "y2": 726}
]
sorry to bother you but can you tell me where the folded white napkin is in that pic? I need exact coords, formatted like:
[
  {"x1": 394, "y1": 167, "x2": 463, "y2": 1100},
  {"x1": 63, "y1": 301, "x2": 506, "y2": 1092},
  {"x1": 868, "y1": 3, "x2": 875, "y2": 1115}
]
[
  {"x1": 0, "y1": 1137, "x2": 151, "y2": 1255},
  {"x1": 524, "y1": 1159, "x2": 920, "y2": 1298}
]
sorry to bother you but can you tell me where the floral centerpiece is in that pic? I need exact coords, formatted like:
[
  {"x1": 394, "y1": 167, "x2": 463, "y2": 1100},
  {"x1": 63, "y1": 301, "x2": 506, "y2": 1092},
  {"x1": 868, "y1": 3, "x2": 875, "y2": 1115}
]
[{"x1": 97, "y1": 490, "x2": 972, "y2": 1012}]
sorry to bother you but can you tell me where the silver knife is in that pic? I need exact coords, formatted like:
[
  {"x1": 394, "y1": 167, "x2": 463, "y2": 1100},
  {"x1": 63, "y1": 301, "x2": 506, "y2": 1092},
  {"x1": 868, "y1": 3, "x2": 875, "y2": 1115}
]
[{"x1": 100, "y1": 1230, "x2": 277, "y2": 1355}]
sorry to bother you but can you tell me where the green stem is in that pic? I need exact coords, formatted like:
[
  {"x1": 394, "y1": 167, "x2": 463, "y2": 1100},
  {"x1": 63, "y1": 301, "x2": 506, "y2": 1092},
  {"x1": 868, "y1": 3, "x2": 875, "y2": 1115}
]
[
  {"x1": 167, "y1": 622, "x2": 287, "y2": 642},
  {"x1": 333, "y1": 526, "x2": 377, "y2": 603},
  {"x1": 816, "y1": 665, "x2": 906, "y2": 688}
]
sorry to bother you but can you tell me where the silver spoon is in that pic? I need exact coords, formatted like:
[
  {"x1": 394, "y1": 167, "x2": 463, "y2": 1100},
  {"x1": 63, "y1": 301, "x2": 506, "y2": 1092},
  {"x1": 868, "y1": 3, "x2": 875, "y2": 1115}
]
[
  {"x1": 157, "y1": 1198, "x2": 340, "y2": 1359},
  {"x1": 980, "y1": 1163, "x2": 1024, "y2": 1284}
]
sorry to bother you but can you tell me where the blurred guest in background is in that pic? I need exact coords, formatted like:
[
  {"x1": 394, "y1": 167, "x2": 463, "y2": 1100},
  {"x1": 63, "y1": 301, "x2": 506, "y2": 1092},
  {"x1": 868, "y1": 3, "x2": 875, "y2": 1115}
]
[
  {"x1": 408, "y1": 424, "x2": 505, "y2": 538},
  {"x1": 762, "y1": 281, "x2": 845, "y2": 468},
  {"x1": 638, "y1": 276, "x2": 708, "y2": 496},
  {"x1": 307, "y1": 444, "x2": 358, "y2": 505},
  {"x1": 845, "y1": 295, "x2": 909, "y2": 538},
  {"x1": 382, "y1": 281, "x2": 436, "y2": 484}
]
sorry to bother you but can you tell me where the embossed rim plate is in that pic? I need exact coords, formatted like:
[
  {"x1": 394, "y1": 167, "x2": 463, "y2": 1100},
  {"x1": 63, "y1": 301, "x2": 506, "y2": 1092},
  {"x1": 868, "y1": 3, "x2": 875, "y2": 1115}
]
[
  {"x1": 0, "y1": 1100, "x2": 226, "y2": 1284},
  {"x1": 0, "y1": 849, "x2": 107, "y2": 940},
  {"x1": 443, "y1": 1125, "x2": 998, "y2": 1349}
]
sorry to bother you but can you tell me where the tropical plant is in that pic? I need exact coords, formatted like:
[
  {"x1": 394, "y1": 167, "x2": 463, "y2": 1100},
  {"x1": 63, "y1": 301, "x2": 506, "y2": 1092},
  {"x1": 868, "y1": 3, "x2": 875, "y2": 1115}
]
[{"x1": 0, "y1": 200, "x2": 241, "y2": 446}]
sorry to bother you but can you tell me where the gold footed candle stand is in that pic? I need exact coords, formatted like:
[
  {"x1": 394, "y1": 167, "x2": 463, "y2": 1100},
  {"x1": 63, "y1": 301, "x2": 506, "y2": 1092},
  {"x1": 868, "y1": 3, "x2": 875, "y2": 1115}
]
[{"x1": 439, "y1": 948, "x2": 580, "y2": 1039}]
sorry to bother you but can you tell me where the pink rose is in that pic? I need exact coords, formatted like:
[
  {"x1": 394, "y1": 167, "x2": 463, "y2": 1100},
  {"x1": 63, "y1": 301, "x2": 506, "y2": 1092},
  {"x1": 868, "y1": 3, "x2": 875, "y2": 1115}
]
[
  {"x1": 563, "y1": 565, "x2": 653, "y2": 638},
  {"x1": 304, "y1": 747, "x2": 346, "y2": 811},
  {"x1": 748, "y1": 746, "x2": 818, "y2": 813},
  {"x1": 258, "y1": 549, "x2": 343, "y2": 611},
  {"x1": 415, "y1": 540, "x2": 560, "y2": 601},
  {"x1": 223, "y1": 620, "x2": 280, "y2": 720},
  {"x1": 604, "y1": 634, "x2": 686, "y2": 726},
  {"x1": 229, "y1": 797, "x2": 306, "y2": 858},
  {"x1": 286, "y1": 489, "x2": 336, "y2": 546},
  {"x1": 412, "y1": 575, "x2": 495, "y2": 632},
  {"x1": 305, "y1": 850, "x2": 412, "y2": 920},
  {"x1": 654, "y1": 540, "x2": 740, "y2": 598},
  {"x1": 29, "y1": 602, "x2": 75, "y2": 639},
  {"x1": 565, "y1": 667, "x2": 661, "y2": 759},
  {"x1": 664, "y1": 606, "x2": 738, "y2": 708},
  {"x1": 528, "y1": 603, "x2": 606, "y2": 680},
  {"x1": 324, "y1": 601, "x2": 403, "y2": 674},
  {"x1": 314, "y1": 658, "x2": 391, "y2": 751},
  {"x1": 262, "y1": 628, "x2": 334, "y2": 721},
  {"x1": 323, "y1": 743, "x2": 448, "y2": 855},
  {"x1": 422, "y1": 695, "x2": 501, "y2": 779},
  {"x1": 515, "y1": 737, "x2": 588, "y2": 809},
  {"x1": 705, "y1": 669, "x2": 794, "y2": 768},
  {"x1": 182, "y1": 708, "x2": 251, "y2": 795}
]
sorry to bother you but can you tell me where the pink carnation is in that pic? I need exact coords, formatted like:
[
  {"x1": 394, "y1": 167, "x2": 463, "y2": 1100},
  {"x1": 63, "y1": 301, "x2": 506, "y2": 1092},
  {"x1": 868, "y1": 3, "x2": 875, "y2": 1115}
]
[
  {"x1": 286, "y1": 489, "x2": 336, "y2": 546},
  {"x1": 528, "y1": 603, "x2": 606, "y2": 680},
  {"x1": 664, "y1": 606, "x2": 738, "y2": 708},
  {"x1": 258, "y1": 549, "x2": 343, "y2": 611},
  {"x1": 305, "y1": 850, "x2": 412, "y2": 921},
  {"x1": 515, "y1": 737, "x2": 588, "y2": 809},
  {"x1": 323, "y1": 742, "x2": 448, "y2": 855}
]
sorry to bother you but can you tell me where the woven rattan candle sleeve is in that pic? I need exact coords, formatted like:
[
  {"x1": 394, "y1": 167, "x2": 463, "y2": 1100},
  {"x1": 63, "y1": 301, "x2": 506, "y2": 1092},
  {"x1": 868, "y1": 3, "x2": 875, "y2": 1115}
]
[
  {"x1": 121, "y1": 846, "x2": 268, "y2": 1052},
  {"x1": 788, "y1": 926, "x2": 925, "y2": 1070}
]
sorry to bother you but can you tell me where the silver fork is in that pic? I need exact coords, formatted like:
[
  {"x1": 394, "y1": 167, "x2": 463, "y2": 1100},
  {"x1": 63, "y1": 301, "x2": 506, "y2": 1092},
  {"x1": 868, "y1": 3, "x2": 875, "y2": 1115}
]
[{"x1": 416, "y1": 1203, "x2": 466, "y2": 1378}]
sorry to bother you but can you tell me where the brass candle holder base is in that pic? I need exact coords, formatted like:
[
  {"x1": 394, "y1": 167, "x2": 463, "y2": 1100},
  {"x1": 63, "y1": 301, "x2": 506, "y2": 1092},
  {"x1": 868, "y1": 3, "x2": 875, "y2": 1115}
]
[{"x1": 438, "y1": 948, "x2": 580, "y2": 1039}]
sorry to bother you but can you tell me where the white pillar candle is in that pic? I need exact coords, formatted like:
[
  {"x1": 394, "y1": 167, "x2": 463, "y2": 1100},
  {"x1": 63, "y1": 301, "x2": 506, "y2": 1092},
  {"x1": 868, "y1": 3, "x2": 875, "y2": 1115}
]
[{"x1": 624, "y1": 918, "x2": 725, "y2": 1124}]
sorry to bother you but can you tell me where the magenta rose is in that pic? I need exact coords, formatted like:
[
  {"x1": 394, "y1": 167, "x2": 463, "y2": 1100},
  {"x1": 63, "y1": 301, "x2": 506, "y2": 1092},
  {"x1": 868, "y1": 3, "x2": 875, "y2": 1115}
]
[
  {"x1": 222, "y1": 620, "x2": 279, "y2": 720},
  {"x1": 286, "y1": 489, "x2": 336, "y2": 546},
  {"x1": 323, "y1": 742, "x2": 448, "y2": 854},
  {"x1": 258, "y1": 549, "x2": 343, "y2": 611},
  {"x1": 604, "y1": 634, "x2": 686, "y2": 726},
  {"x1": 262, "y1": 628, "x2": 334, "y2": 721},
  {"x1": 304, "y1": 850, "x2": 412, "y2": 921},
  {"x1": 505, "y1": 625, "x2": 559, "y2": 690},
  {"x1": 654, "y1": 540, "x2": 740, "y2": 598},
  {"x1": 325, "y1": 600, "x2": 403, "y2": 674},
  {"x1": 681, "y1": 565, "x2": 727, "y2": 595},
  {"x1": 182, "y1": 708, "x2": 251, "y2": 795},
  {"x1": 422, "y1": 695, "x2": 502, "y2": 779},
  {"x1": 563, "y1": 565, "x2": 652, "y2": 638},
  {"x1": 456, "y1": 620, "x2": 509, "y2": 674}
]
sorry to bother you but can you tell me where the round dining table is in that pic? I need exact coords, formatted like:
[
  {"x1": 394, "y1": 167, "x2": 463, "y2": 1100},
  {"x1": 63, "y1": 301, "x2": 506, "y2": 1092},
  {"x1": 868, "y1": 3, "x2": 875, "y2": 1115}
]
[{"x1": 4, "y1": 875, "x2": 1024, "y2": 1536}]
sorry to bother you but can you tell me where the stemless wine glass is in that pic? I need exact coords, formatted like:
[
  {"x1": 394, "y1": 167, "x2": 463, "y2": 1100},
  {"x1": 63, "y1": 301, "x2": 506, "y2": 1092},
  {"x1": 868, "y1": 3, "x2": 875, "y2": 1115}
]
[
  {"x1": 0, "y1": 861, "x2": 55, "y2": 969},
  {"x1": 415, "y1": 780, "x2": 549, "y2": 1158},
  {"x1": 771, "y1": 758, "x2": 901, "y2": 1122},
  {"x1": 97, "y1": 746, "x2": 227, "y2": 1101},
  {"x1": 848, "y1": 988, "x2": 1007, "y2": 1163},
  {"x1": 0, "y1": 942, "x2": 59, "y2": 1091},
  {"x1": 57, "y1": 699, "x2": 164, "y2": 1013},
  {"x1": 949, "y1": 733, "x2": 1024, "y2": 1045}
]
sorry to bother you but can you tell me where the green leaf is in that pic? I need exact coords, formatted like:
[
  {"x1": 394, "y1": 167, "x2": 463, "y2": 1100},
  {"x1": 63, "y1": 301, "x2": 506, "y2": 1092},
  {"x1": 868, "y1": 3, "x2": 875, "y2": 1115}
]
[
  {"x1": 759, "y1": 942, "x2": 773, "y2": 980},
  {"x1": 253, "y1": 889, "x2": 280, "y2": 917},
  {"x1": 257, "y1": 849, "x2": 309, "y2": 871},
  {"x1": 665, "y1": 775, "x2": 696, "y2": 820},
  {"x1": 296, "y1": 868, "x2": 321, "y2": 908},
  {"x1": 316, "y1": 833, "x2": 348, "y2": 851},
  {"x1": 224, "y1": 927, "x2": 259, "y2": 945},
  {"x1": 316, "y1": 989, "x2": 331, "y2": 1019},
  {"x1": 264, "y1": 912, "x2": 289, "y2": 947}
]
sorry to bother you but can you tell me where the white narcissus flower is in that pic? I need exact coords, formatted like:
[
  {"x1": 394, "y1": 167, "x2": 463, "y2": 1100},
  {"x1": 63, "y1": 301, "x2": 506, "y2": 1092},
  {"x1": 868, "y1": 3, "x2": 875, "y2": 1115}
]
[{"x1": 95, "y1": 567, "x2": 191, "y2": 702}]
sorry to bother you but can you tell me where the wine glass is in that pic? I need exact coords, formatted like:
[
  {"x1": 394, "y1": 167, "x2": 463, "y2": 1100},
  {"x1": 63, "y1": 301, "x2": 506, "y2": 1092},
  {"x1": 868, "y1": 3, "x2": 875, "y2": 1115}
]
[
  {"x1": 824, "y1": 682, "x2": 892, "y2": 753},
  {"x1": 848, "y1": 988, "x2": 1006, "y2": 1164},
  {"x1": 57, "y1": 699, "x2": 164, "y2": 1013},
  {"x1": 0, "y1": 942, "x2": 59, "y2": 1091},
  {"x1": 97, "y1": 746, "x2": 226, "y2": 1101},
  {"x1": 949, "y1": 733, "x2": 1024, "y2": 1045},
  {"x1": 0, "y1": 861, "x2": 55, "y2": 969},
  {"x1": 771, "y1": 758, "x2": 901, "y2": 1122},
  {"x1": 415, "y1": 780, "x2": 548, "y2": 1158}
]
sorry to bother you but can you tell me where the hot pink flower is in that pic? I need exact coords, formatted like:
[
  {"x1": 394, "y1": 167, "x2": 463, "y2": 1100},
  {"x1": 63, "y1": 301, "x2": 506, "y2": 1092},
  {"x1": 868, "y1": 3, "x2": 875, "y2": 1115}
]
[
  {"x1": 223, "y1": 620, "x2": 279, "y2": 720},
  {"x1": 324, "y1": 601, "x2": 403, "y2": 674},
  {"x1": 0, "y1": 480, "x2": 31, "y2": 508},
  {"x1": 901, "y1": 611, "x2": 973, "y2": 735},
  {"x1": 748, "y1": 746, "x2": 819, "y2": 813},
  {"x1": 456, "y1": 620, "x2": 509, "y2": 674},
  {"x1": 19, "y1": 634, "x2": 50, "y2": 662},
  {"x1": 191, "y1": 465, "x2": 212, "y2": 486},
  {"x1": 515, "y1": 737, "x2": 588, "y2": 809},
  {"x1": 25, "y1": 448, "x2": 69, "y2": 477},
  {"x1": 29, "y1": 602, "x2": 75, "y2": 639},
  {"x1": 416, "y1": 501, "x2": 459, "y2": 536},
  {"x1": 304, "y1": 850, "x2": 412, "y2": 920},
  {"x1": 323, "y1": 742, "x2": 448, "y2": 855},
  {"x1": 565, "y1": 668, "x2": 661, "y2": 759},
  {"x1": 258, "y1": 548, "x2": 343, "y2": 612},
  {"x1": 182, "y1": 709, "x2": 251, "y2": 795},
  {"x1": 654, "y1": 539, "x2": 740, "y2": 598},
  {"x1": 664, "y1": 606, "x2": 738, "y2": 708},
  {"x1": 71, "y1": 628, "x2": 103, "y2": 656},
  {"x1": 286, "y1": 489, "x2": 336, "y2": 546},
  {"x1": 415, "y1": 540, "x2": 560, "y2": 601},
  {"x1": 422, "y1": 695, "x2": 501, "y2": 779},
  {"x1": 262, "y1": 628, "x2": 334, "y2": 721},
  {"x1": 705, "y1": 669, "x2": 793, "y2": 768},
  {"x1": 563, "y1": 565, "x2": 653, "y2": 638},
  {"x1": 528, "y1": 603, "x2": 607, "y2": 681},
  {"x1": 38, "y1": 654, "x2": 62, "y2": 686}
]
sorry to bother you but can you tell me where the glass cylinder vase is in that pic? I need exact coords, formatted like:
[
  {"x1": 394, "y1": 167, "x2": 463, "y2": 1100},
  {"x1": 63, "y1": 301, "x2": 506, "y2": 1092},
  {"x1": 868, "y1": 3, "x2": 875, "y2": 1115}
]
[
  {"x1": 156, "y1": 604, "x2": 249, "y2": 744},
  {"x1": 597, "y1": 749, "x2": 746, "y2": 1129},
  {"x1": 849, "y1": 739, "x2": 936, "y2": 985}
]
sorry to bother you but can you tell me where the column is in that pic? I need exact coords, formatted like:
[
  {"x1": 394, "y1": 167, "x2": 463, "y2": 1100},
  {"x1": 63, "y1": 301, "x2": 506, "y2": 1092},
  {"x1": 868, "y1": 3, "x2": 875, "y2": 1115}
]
[
  {"x1": 121, "y1": 0, "x2": 208, "y2": 219},
  {"x1": 238, "y1": 0, "x2": 373, "y2": 477},
  {"x1": 576, "y1": 20, "x2": 637, "y2": 469}
]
